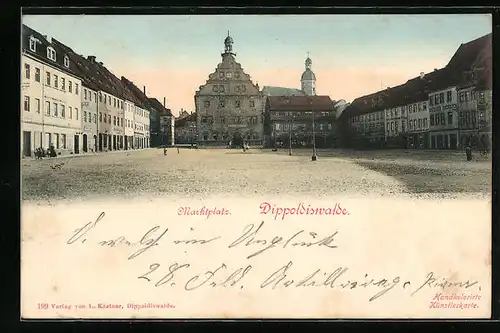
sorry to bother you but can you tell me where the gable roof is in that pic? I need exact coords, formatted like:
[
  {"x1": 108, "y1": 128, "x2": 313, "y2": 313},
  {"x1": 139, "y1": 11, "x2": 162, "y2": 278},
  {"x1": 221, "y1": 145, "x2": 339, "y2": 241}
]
[
  {"x1": 262, "y1": 86, "x2": 307, "y2": 97},
  {"x1": 175, "y1": 112, "x2": 197, "y2": 127},
  {"x1": 121, "y1": 77, "x2": 152, "y2": 110},
  {"x1": 267, "y1": 95, "x2": 333, "y2": 112},
  {"x1": 22, "y1": 25, "x2": 79, "y2": 79},
  {"x1": 148, "y1": 98, "x2": 173, "y2": 116},
  {"x1": 51, "y1": 37, "x2": 138, "y2": 103},
  {"x1": 446, "y1": 33, "x2": 492, "y2": 72}
]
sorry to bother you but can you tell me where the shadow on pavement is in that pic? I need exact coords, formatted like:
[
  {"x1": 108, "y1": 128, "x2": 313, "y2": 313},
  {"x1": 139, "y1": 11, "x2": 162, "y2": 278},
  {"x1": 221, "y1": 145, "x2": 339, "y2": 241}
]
[{"x1": 354, "y1": 160, "x2": 491, "y2": 194}]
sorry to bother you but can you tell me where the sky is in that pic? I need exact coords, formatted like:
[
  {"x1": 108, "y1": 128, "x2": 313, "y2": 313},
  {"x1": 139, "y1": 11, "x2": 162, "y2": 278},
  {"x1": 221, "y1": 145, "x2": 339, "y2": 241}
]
[{"x1": 22, "y1": 14, "x2": 491, "y2": 116}]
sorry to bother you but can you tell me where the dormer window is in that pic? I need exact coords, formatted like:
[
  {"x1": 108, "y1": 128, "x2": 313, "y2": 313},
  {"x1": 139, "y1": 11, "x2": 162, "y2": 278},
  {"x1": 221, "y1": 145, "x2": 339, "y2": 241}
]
[
  {"x1": 47, "y1": 47, "x2": 56, "y2": 61},
  {"x1": 29, "y1": 37, "x2": 37, "y2": 52},
  {"x1": 64, "y1": 56, "x2": 69, "y2": 68}
]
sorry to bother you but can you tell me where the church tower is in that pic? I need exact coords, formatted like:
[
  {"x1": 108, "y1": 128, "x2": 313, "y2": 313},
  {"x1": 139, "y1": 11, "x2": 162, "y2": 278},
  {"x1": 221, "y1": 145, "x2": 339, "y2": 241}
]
[{"x1": 301, "y1": 53, "x2": 316, "y2": 96}]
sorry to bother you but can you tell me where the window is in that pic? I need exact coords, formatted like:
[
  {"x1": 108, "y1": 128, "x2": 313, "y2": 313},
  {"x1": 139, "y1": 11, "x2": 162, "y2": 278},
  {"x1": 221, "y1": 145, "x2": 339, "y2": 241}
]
[
  {"x1": 401, "y1": 121, "x2": 405, "y2": 132},
  {"x1": 459, "y1": 92, "x2": 464, "y2": 102},
  {"x1": 465, "y1": 92, "x2": 470, "y2": 102},
  {"x1": 418, "y1": 119, "x2": 422, "y2": 129},
  {"x1": 235, "y1": 100, "x2": 241, "y2": 108},
  {"x1": 113, "y1": 116, "x2": 116, "y2": 125},
  {"x1": 68, "y1": 81, "x2": 72, "y2": 93},
  {"x1": 219, "y1": 100, "x2": 225, "y2": 108},
  {"x1": 104, "y1": 95, "x2": 107, "y2": 103},
  {"x1": 439, "y1": 93, "x2": 444, "y2": 104},
  {"x1": 465, "y1": 111, "x2": 471, "y2": 124},
  {"x1": 471, "y1": 111, "x2": 477, "y2": 123},
  {"x1": 61, "y1": 78, "x2": 65, "y2": 91},
  {"x1": 434, "y1": 95, "x2": 439, "y2": 105},
  {"x1": 54, "y1": 75, "x2": 58, "y2": 88},
  {"x1": 53, "y1": 103, "x2": 58, "y2": 117},
  {"x1": 35, "y1": 67, "x2": 40, "y2": 82},
  {"x1": 45, "y1": 101, "x2": 50, "y2": 116},
  {"x1": 391, "y1": 122, "x2": 394, "y2": 131},
  {"x1": 93, "y1": 113, "x2": 97, "y2": 123},
  {"x1": 99, "y1": 112, "x2": 102, "y2": 122},
  {"x1": 84, "y1": 111, "x2": 87, "y2": 122},
  {"x1": 440, "y1": 113, "x2": 445, "y2": 124},
  {"x1": 24, "y1": 96, "x2": 30, "y2": 111},
  {"x1": 24, "y1": 63, "x2": 30, "y2": 79},
  {"x1": 108, "y1": 96, "x2": 111, "y2": 105},
  {"x1": 46, "y1": 72, "x2": 51, "y2": 85},
  {"x1": 103, "y1": 114, "x2": 107, "y2": 123},
  {"x1": 75, "y1": 108, "x2": 79, "y2": 120},
  {"x1": 75, "y1": 84, "x2": 79, "y2": 95},
  {"x1": 47, "y1": 47, "x2": 56, "y2": 61},
  {"x1": 409, "y1": 120, "x2": 413, "y2": 130},
  {"x1": 55, "y1": 133, "x2": 60, "y2": 149},
  {"x1": 108, "y1": 115, "x2": 111, "y2": 123},
  {"x1": 61, "y1": 134, "x2": 66, "y2": 149},
  {"x1": 64, "y1": 56, "x2": 69, "y2": 68},
  {"x1": 29, "y1": 37, "x2": 36, "y2": 51},
  {"x1": 35, "y1": 98, "x2": 40, "y2": 113},
  {"x1": 94, "y1": 93, "x2": 97, "y2": 102},
  {"x1": 429, "y1": 96, "x2": 434, "y2": 106},
  {"x1": 84, "y1": 89, "x2": 88, "y2": 100},
  {"x1": 99, "y1": 93, "x2": 103, "y2": 102},
  {"x1": 249, "y1": 100, "x2": 255, "y2": 107},
  {"x1": 61, "y1": 104, "x2": 65, "y2": 118},
  {"x1": 447, "y1": 112, "x2": 453, "y2": 125},
  {"x1": 114, "y1": 98, "x2": 116, "y2": 108},
  {"x1": 446, "y1": 91, "x2": 452, "y2": 102},
  {"x1": 69, "y1": 106, "x2": 72, "y2": 119},
  {"x1": 423, "y1": 103, "x2": 427, "y2": 110}
]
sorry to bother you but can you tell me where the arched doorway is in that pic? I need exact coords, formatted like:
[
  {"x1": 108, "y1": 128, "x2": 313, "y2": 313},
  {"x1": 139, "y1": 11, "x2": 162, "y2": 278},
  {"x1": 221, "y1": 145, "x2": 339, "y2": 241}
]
[
  {"x1": 83, "y1": 134, "x2": 88, "y2": 152},
  {"x1": 232, "y1": 132, "x2": 243, "y2": 148}
]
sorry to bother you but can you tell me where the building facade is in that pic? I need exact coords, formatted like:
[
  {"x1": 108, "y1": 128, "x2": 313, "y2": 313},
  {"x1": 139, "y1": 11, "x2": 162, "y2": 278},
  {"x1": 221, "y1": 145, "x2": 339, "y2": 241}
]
[
  {"x1": 194, "y1": 32, "x2": 265, "y2": 147},
  {"x1": 406, "y1": 100, "x2": 429, "y2": 149},
  {"x1": 265, "y1": 96, "x2": 337, "y2": 148},
  {"x1": 21, "y1": 25, "x2": 83, "y2": 157},
  {"x1": 149, "y1": 97, "x2": 175, "y2": 146},
  {"x1": 428, "y1": 85, "x2": 459, "y2": 149},
  {"x1": 174, "y1": 112, "x2": 197, "y2": 144},
  {"x1": 81, "y1": 86, "x2": 98, "y2": 152}
]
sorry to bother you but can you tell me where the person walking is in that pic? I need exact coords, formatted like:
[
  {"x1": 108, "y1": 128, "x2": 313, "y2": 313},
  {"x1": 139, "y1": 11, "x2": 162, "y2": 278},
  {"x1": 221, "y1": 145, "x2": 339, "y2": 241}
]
[
  {"x1": 177, "y1": 147, "x2": 180, "y2": 154},
  {"x1": 163, "y1": 147, "x2": 168, "y2": 156}
]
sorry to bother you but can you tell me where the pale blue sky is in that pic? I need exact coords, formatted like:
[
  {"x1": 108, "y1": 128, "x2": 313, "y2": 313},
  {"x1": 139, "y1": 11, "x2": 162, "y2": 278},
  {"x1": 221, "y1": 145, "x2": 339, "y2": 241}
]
[{"x1": 22, "y1": 14, "x2": 492, "y2": 115}]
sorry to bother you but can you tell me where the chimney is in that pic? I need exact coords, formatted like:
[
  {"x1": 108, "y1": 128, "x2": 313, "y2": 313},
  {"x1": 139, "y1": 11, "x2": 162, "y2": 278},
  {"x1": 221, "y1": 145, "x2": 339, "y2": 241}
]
[
  {"x1": 163, "y1": 97, "x2": 166, "y2": 107},
  {"x1": 87, "y1": 55, "x2": 96, "y2": 63},
  {"x1": 420, "y1": 72, "x2": 425, "y2": 79},
  {"x1": 143, "y1": 86, "x2": 146, "y2": 95},
  {"x1": 98, "y1": 61, "x2": 103, "y2": 66}
]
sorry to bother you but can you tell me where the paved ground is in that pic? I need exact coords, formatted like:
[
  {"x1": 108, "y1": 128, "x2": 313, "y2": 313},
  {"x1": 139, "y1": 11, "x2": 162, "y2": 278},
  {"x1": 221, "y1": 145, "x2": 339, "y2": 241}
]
[{"x1": 21, "y1": 147, "x2": 491, "y2": 202}]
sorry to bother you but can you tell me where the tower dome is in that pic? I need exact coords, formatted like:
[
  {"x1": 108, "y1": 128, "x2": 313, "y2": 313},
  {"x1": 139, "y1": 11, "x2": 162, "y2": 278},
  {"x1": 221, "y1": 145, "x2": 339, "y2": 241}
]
[{"x1": 301, "y1": 53, "x2": 316, "y2": 96}]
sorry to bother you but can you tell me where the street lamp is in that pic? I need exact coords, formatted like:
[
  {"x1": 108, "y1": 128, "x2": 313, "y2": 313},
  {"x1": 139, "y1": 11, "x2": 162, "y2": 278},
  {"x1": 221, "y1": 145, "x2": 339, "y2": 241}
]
[
  {"x1": 288, "y1": 117, "x2": 292, "y2": 156},
  {"x1": 311, "y1": 98, "x2": 317, "y2": 161}
]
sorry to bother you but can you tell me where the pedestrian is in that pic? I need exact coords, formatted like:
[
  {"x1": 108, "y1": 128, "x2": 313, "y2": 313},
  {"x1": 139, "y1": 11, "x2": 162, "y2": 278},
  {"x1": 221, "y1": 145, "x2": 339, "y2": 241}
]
[
  {"x1": 465, "y1": 145, "x2": 472, "y2": 161},
  {"x1": 177, "y1": 147, "x2": 180, "y2": 154},
  {"x1": 163, "y1": 147, "x2": 168, "y2": 156}
]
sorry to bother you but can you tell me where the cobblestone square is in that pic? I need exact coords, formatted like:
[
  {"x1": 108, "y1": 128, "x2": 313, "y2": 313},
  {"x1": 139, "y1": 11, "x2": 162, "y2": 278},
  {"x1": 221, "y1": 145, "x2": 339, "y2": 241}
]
[{"x1": 21, "y1": 148, "x2": 491, "y2": 202}]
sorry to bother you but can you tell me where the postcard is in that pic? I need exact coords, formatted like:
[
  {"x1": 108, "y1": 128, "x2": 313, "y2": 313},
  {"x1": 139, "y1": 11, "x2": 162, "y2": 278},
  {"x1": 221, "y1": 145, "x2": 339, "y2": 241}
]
[{"x1": 20, "y1": 12, "x2": 492, "y2": 319}]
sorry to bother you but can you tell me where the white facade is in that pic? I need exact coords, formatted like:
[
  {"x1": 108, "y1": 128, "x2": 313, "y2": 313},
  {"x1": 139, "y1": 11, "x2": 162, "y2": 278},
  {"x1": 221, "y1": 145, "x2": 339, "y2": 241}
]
[
  {"x1": 384, "y1": 105, "x2": 408, "y2": 139},
  {"x1": 124, "y1": 100, "x2": 135, "y2": 149},
  {"x1": 134, "y1": 105, "x2": 150, "y2": 148},
  {"x1": 21, "y1": 53, "x2": 82, "y2": 157},
  {"x1": 407, "y1": 101, "x2": 429, "y2": 134}
]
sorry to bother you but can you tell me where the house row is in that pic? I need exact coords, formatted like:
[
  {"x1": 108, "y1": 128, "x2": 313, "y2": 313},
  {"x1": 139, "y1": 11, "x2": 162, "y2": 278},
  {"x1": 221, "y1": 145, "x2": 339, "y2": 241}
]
[
  {"x1": 21, "y1": 24, "x2": 175, "y2": 158},
  {"x1": 339, "y1": 33, "x2": 492, "y2": 150}
]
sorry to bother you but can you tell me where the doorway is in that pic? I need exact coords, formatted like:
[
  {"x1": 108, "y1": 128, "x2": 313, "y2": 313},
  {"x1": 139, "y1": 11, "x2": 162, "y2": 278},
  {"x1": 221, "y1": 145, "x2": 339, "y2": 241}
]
[
  {"x1": 83, "y1": 134, "x2": 88, "y2": 152},
  {"x1": 23, "y1": 131, "x2": 32, "y2": 157},
  {"x1": 74, "y1": 135, "x2": 80, "y2": 154}
]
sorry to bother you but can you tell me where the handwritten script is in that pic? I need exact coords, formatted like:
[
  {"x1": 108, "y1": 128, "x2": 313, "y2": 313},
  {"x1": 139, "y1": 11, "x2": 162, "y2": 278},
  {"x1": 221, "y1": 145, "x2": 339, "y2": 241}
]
[{"x1": 65, "y1": 212, "x2": 482, "y2": 303}]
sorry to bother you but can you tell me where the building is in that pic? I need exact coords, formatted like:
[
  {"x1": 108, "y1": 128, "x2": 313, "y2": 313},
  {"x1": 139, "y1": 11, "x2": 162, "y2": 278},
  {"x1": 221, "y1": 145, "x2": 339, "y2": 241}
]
[
  {"x1": 52, "y1": 38, "x2": 137, "y2": 152},
  {"x1": 149, "y1": 97, "x2": 175, "y2": 146},
  {"x1": 177, "y1": 109, "x2": 191, "y2": 120},
  {"x1": 194, "y1": 32, "x2": 265, "y2": 147},
  {"x1": 21, "y1": 25, "x2": 83, "y2": 157},
  {"x1": 264, "y1": 95, "x2": 337, "y2": 148},
  {"x1": 175, "y1": 112, "x2": 197, "y2": 144},
  {"x1": 121, "y1": 78, "x2": 152, "y2": 149},
  {"x1": 339, "y1": 33, "x2": 491, "y2": 150}
]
